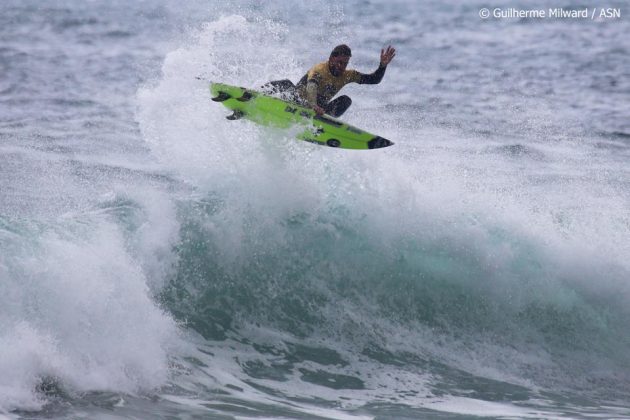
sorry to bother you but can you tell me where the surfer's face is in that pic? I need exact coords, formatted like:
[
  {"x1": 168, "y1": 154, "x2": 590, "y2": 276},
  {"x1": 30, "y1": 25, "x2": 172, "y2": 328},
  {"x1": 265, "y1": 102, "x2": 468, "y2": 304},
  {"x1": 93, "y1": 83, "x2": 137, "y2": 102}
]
[{"x1": 329, "y1": 55, "x2": 349, "y2": 77}]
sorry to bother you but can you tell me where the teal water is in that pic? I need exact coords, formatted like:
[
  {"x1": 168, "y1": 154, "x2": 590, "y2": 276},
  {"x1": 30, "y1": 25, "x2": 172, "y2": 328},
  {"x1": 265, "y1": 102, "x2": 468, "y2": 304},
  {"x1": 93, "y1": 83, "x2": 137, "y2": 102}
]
[{"x1": 1, "y1": 0, "x2": 629, "y2": 418}]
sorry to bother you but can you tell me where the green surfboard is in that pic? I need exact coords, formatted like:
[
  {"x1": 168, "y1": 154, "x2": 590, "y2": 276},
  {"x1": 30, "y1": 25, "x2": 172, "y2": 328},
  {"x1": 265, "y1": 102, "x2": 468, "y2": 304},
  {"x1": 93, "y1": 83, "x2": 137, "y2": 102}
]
[{"x1": 209, "y1": 82, "x2": 394, "y2": 150}]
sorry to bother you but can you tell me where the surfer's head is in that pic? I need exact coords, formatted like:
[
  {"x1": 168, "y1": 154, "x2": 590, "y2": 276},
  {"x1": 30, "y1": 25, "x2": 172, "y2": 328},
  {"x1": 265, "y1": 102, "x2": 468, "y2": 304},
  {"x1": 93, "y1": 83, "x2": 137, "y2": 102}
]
[{"x1": 329, "y1": 44, "x2": 351, "y2": 77}]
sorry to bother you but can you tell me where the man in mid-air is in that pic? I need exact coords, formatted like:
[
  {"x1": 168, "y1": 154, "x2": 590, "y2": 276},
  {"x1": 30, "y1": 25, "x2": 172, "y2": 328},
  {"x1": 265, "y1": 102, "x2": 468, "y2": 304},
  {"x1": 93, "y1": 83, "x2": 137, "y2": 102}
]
[{"x1": 264, "y1": 44, "x2": 396, "y2": 117}]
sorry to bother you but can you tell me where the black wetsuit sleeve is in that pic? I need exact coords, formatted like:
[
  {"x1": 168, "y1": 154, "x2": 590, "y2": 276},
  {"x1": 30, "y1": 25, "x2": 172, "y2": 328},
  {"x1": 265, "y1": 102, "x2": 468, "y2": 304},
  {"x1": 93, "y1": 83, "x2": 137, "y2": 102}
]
[{"x1": 358, "y1": 64, "x2": 387, "y2": 84}]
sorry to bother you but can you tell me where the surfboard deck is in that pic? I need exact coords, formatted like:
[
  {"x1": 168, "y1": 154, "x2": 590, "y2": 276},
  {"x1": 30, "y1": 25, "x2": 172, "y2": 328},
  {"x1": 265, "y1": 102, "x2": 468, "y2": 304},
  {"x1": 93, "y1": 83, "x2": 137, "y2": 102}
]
[{"x1": 209, "y1": 82, "x2": 393, "y2": 150}]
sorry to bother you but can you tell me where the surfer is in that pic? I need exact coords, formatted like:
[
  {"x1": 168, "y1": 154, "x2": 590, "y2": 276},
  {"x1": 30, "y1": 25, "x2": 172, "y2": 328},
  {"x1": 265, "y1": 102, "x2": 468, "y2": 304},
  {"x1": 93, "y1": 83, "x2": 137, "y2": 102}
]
[{"x1": 263, "y1": 44, "x2": 396, "y2": 117}]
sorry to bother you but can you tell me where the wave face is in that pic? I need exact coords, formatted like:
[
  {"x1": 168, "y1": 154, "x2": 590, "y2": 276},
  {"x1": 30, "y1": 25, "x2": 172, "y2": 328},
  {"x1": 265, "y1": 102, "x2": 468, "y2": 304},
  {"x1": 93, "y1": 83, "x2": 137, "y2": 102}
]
[{"x1": 3, "y1": 0, "x2": 630, "y2": 418}]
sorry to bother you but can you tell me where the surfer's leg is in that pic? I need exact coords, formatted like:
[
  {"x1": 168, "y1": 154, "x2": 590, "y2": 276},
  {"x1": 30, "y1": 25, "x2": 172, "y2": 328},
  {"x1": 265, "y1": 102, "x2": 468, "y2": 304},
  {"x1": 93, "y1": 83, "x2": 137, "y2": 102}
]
[
  {"x1": 261, "y1": 79, "x2": 295, "y2": 94},
  {"x1": 261, "y1": 79, "x2": 301, "y2": 103},
  {"x1": 325, "y1": 95, "x2": 352, "y2": 117}
]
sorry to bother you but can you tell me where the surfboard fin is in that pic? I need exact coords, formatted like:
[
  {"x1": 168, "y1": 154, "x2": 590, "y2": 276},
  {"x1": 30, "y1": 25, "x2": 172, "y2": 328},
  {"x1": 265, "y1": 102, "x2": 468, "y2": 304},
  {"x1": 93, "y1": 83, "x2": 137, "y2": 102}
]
[
  {"x1": 236, "y1": 91, "x2": 253, "y2": 102},
  {"x1": 226, "y1": 110, "x2": 244, "y2": 120},
  {"x1": 211, "y1": 92, "x2": 231, "y2": 102}
]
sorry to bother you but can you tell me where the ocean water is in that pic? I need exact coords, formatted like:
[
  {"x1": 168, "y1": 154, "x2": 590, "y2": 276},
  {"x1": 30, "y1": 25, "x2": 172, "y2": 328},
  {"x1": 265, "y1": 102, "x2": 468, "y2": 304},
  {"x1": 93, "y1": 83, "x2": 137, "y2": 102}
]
[{"x1": 1, "y1": 0, "x2": 629, "y2": 418}]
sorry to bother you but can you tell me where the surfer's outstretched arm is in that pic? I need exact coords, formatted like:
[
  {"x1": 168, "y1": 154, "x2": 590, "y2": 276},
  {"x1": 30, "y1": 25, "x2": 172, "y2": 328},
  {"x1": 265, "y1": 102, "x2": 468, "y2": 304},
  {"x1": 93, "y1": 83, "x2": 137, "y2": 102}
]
[{"x1": 358, "y1": 45, "x2": 396, "y2": 84}]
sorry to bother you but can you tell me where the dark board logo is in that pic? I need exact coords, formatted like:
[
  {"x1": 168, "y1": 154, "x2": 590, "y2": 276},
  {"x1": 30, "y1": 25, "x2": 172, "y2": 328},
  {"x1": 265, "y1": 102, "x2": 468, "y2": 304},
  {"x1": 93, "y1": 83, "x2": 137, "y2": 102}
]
[{"x1": 326, "y1": 139, "x2": 341, "y2": 147}]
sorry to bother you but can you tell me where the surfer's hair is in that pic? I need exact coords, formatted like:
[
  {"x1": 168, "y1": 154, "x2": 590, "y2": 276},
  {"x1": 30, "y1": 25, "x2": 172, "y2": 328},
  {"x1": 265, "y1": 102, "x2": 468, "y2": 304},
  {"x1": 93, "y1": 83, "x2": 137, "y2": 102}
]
[{"x1": 330, "y1": 44, "x2": 352, "y2": 58}]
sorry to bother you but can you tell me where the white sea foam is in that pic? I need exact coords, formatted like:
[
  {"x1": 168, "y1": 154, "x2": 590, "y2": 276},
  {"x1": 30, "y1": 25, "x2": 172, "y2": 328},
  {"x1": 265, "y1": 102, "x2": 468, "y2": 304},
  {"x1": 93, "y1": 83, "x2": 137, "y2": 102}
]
[
  {"x1": 3, "y1": 0, "x2": 630, "y2": 418},
  {"x1": 0, "y1": 206, "x2": 180, "y2": 412}
]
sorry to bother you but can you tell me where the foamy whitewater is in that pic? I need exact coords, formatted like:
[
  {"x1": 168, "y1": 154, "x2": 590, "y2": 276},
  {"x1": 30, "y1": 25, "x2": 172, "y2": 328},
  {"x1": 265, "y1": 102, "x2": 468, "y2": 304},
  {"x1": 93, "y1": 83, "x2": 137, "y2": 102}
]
[{"x1": 1, "y1": 0, "x2": 629, "y2": 418}]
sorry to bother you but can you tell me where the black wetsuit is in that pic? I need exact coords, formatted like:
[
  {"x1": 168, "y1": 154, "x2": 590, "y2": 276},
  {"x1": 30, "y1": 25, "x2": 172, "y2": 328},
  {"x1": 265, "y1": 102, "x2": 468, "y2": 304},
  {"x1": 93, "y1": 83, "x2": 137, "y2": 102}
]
[{"x1": 262, "y1": 61, "x2": 387, "y2": 117}]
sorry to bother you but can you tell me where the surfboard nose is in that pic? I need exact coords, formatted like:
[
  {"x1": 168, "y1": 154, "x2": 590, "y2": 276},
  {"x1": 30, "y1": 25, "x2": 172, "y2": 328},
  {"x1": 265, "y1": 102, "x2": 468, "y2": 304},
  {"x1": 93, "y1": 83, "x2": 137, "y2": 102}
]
[{"x1": 368, "y1": 136, "x2": 394, "y2": 149}]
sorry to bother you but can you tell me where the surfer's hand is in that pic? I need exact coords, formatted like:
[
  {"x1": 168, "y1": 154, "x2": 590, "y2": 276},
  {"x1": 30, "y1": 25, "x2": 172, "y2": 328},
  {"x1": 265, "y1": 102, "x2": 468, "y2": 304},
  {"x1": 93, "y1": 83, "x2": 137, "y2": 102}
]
[
  {"x1": 313, "y1": 105, "x2": 325, "y2": 116},
  {"x1": 380, "y1": 45, "x2": 396, "y2": 66}
]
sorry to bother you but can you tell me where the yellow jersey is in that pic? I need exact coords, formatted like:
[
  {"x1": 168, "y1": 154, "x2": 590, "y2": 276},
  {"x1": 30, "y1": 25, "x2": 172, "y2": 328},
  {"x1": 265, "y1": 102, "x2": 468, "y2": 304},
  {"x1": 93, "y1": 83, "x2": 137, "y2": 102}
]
[{"x1": 296, "y1": 62, "x2": 362, "y2": 106}]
